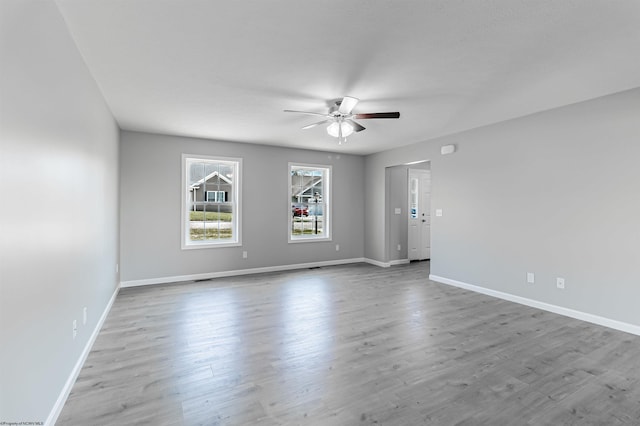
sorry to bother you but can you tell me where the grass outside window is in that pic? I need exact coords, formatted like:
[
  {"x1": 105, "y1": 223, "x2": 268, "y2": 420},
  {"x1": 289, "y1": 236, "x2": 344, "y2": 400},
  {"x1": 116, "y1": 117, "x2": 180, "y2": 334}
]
[{"x1": 189, "y1": 211, "x2": 232, "y2": 222}]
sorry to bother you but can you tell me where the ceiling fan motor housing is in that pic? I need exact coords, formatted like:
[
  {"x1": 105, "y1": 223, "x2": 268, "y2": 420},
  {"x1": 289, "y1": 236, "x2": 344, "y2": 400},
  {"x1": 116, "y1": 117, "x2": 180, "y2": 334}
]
[{"x1": 329, "y1": 103, "x2": 342, "y2": 116}]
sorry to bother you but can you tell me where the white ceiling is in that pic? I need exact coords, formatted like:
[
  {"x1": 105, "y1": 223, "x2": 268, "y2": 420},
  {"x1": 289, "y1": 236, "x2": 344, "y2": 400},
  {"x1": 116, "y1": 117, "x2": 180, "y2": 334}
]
[{"x1": 55, "y1": 0, "x2": 640, "y2": 155}]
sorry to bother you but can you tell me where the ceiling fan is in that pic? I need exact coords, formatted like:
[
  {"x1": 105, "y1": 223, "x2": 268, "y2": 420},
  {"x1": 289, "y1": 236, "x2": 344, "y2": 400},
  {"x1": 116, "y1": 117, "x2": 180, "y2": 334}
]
[{"x1": 284, "y1": 96, "x2": 400, "y2": 144}]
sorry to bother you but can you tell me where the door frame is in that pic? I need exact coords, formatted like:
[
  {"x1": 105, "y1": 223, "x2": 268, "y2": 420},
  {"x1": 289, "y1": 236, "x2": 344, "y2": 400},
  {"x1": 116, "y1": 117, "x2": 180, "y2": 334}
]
[{"x1": 407, "y1": 168, "x2": 431, "y2": 261}]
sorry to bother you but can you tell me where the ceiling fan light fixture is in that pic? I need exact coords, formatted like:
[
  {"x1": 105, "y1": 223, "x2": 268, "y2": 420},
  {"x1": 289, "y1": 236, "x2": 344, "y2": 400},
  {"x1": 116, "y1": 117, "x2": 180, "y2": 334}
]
[
  {"x1": 285, "y1": 96, "x2": 400, "y2": 144},
  {"x1": 327, "y1": 121, "x2": 354, "y2": 138}
]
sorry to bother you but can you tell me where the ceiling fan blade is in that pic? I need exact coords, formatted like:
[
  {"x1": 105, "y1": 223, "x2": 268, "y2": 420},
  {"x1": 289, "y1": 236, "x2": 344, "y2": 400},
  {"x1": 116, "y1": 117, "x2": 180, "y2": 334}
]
[
  {"x1": 338, "y1": 96, "x2": 359, "y2": 114},
  {"x1": 302, "y1": 120, "x2": 331, "y2": 130},
  {"x1": 346, "y1": 119, "x2": 366, "y2": 132},
  {"x1": 284, "y1": 110, "x2": 329, "y2": 117},
  {"x1": 354, "y1": 112, "x2": 400, "y2": 119}
]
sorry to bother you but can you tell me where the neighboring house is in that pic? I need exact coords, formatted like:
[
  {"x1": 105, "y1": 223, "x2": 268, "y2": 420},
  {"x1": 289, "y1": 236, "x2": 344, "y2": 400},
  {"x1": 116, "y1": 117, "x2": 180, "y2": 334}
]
[
  {"x1": 189, "y1": 171, "x2": 232, "y2": 212},
  {"x1": 291, "y1": 174, "x2": 324, "y2": 215},
  {"x1": 291, "y1": 174, "x2": 322, "y2": 202}
]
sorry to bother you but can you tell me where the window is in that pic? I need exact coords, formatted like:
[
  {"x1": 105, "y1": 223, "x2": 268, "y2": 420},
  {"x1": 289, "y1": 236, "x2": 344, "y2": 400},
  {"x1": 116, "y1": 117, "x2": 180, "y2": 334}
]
[
  {"x1": 289, "y1": 163, "x2": 331, "y2": 242},
  {"x1": 206, "y1": 191, "x2": 226, "y2": 203},
  {"x1": 182, "y1": 155, "x2": 241, "y2": 248}
]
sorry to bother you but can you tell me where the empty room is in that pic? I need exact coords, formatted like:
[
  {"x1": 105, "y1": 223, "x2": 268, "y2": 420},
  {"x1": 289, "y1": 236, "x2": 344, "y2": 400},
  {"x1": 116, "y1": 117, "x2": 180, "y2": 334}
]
[{"x1": 2, "y1": 0, "x2": 640, "y2": 424}]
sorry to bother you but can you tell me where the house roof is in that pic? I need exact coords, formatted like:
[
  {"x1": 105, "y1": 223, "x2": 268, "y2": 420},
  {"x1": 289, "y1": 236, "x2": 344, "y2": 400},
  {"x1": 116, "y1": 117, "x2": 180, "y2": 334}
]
[
  {"x1": 190, "y1": 171, "x2": 232, "y2": 189},
  {"x1": 55, "y1": 1, "x2": 640, "y2": 155},
  {"x1": 292, "y1": 175, "x2": 322, "y2": 198}
]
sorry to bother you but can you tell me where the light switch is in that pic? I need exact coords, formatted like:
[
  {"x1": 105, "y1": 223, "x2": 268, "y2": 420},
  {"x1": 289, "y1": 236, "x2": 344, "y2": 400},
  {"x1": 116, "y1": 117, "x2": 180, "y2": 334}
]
[
  {"x1": 394, "y1": 208, "x2": 401, "y2": 215},
  {"x1": 435, "y1": 209, "x2": 443, "y2": 217}
]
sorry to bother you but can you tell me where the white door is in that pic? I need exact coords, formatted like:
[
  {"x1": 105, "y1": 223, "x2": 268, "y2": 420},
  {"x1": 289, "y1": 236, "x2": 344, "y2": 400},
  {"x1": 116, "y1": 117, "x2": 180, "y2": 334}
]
[{"x1": 408, "y1": 169, "x2": 431, "y2": 260}]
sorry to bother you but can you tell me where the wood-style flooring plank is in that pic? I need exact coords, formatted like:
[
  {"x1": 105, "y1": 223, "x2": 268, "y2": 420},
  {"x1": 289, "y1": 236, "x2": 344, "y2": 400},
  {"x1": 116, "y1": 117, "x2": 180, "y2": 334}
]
[{"x1": 57, "y1": 261, "x2": 640, "y2": 425}]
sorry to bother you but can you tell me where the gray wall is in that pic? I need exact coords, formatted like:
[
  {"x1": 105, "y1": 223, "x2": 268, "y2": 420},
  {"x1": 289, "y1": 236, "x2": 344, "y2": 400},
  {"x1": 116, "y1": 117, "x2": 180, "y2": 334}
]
[
  {"x1": 0, "y1": 0, "x2": 120, "y2": 421},
  {"x1": 366, "y1": 88, "x2": 640, "y2": 326},
  {"x1": 366, "y1": 147, "x2": 438, "y2": 262},
  {"x1": 119, "y1": 131, "x2": 364, "y2": 283},
  {"x1": 386, "y1": 166, "x2": 409, "y2": 262}
]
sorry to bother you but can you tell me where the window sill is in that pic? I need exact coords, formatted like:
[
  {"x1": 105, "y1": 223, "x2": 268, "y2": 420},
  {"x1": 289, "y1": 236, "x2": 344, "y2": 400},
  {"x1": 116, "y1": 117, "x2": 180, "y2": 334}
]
[
  {"x1": 182, "y1": 241, "x2": 242, "y2": 250},
  {"x1": 288, "y1": 236, "x2": 332, "y2": 244}
]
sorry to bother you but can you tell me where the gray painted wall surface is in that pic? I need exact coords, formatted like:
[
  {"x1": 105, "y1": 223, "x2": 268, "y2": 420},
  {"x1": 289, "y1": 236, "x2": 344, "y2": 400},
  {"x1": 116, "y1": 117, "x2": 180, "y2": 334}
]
[
  {"x1": 119, "y1": 131, "x2": 365, "y2": 282},
  {"x1": 366, "y1": 88, "x2": 640, "y2": 326},
  {"x1": 386, "y1": 166, "x2": 409, "y2": 261},
  {"x1": 366, "y1": 147, "x2": 438, "y2": 262},
  {"x1": 0, "y1": 0, "x2": 120, "y2": 421},
  {"x1": 1, "y1": 3, "x2": 637, "y2": 420}
]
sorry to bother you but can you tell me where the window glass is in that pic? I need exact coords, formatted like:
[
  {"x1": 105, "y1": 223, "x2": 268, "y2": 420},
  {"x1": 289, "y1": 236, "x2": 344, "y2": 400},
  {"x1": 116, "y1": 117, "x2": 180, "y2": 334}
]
[
  {"x1": 289, "y1": 163, "x2": 331, "y2": 241},
  {"x1": 183, "y1": 155, "x2": 241, "y2": 248}
]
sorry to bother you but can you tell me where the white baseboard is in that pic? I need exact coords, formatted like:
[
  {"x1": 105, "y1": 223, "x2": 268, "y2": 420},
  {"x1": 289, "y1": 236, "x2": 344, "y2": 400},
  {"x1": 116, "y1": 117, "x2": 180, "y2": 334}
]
[
  {"x1": 364, "y1": 258, "x2": 411, "y2": 267},
  {"x1": 46, "y1": 285, "x2": 120, "y2": 426},
  {"x1": 121, "y1": 258, "x2": 370, "y2": 288},
  {"x1": 363, "y1": 258, "x2": 391, "y2": 268},
  {"x1": 429, "y1": 274, "x2": 640, "y2": 337}
]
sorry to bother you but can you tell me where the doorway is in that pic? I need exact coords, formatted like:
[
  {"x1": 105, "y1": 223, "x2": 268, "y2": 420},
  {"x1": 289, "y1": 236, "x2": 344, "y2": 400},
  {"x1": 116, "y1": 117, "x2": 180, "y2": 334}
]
[{"x1": 408, "y1": 168, "x2": 431, "y2": 260}]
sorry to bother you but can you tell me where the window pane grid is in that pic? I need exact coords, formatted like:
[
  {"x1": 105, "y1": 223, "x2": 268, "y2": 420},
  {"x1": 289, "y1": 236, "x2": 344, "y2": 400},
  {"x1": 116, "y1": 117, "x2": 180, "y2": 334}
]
[
  {"x1": 290, "y1": 164, "x2": 330, "y2": 241},
  {"x1": 184, "y1": 156, "x2": 239, "y2": 247}
]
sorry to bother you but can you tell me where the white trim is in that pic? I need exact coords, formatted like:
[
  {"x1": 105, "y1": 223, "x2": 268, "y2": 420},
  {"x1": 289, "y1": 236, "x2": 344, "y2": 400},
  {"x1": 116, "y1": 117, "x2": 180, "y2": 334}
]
[
  {"x1": 181, "y1": 241, "x2": 242, "y2": 250},
  {"x1": 192, "y1": 170, "x2": 232, "y2": 187},
  {"x1": 288, "y1": 237, "x2": 333, "y2": 244},
  {"x1": 288, "y1": 162, "x2": 332, "y2": 243},
  {"x1": 363, "y1": 258, "x2": 410, "y2": 267},
  {"x1": 363, "y1": 258, "x2": 391, "y2": 268},
  {"x1": 182, "y1": 154, "x2": 242, "y2": 250},
  {"x1": 121, "y1": 258, "x2": 367, "y2": 288},
  {"x1": 205, "y1": 190, "x2": 226, "y2": 203},
  {"x1": 429, "y1": 274, "x2": 640, "y2": 337},
  {"x1": 46, "y1": 285, "x2": 120, "y2": 426}
]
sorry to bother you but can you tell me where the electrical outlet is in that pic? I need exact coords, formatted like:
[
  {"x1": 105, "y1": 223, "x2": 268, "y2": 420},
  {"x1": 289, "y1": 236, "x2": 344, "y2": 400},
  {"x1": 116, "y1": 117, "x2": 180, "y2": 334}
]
[
  {"x1": 527, "y1": 272, "x2": 535, "y2": 284},
  {"x1": 335, "y1": 244, "x2": 340, "y2": 251},
  {"x1": 397, "y1": 244, "x2": 401, "y2": 251},
  {"x1": 115, "y1": 263, "x2": 119, "y2": 273},
  {"x1": 83, "y1": 307, "x2": 87, "y2": 325},
  {"x1": 72, "y1": 320, "x2": 78, "y2": 339},
  {"x1": 557, "y1": 277, "x2": 565, "y2": 289},
  {"x1": 242, "y1": 251, "x2": 248, "y2": 259}
]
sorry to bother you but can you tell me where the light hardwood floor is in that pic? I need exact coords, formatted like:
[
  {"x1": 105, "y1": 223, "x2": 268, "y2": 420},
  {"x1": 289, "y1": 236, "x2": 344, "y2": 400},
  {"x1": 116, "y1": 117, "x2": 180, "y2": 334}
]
[{"x1": 58, "y1": 261, "x2": 640, "y2": 425}]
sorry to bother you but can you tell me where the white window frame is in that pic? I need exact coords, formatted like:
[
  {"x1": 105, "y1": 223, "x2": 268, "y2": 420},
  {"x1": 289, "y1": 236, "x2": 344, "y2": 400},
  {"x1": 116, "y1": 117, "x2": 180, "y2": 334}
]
[
  {"x1": 182, "y1": 154, "x2": 242, "y2": 249},
  {"x1": 206, "y1": 190, "x2": 226, "y2": 203},
  {"x1": 288, "y1": 162, "x2": 331, "y2": 243}
]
